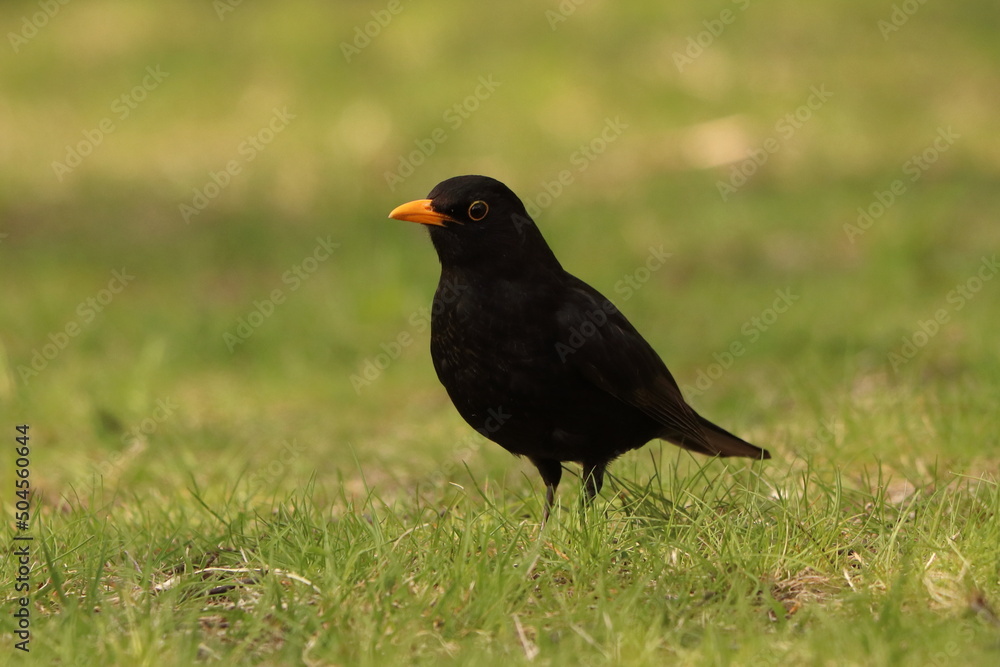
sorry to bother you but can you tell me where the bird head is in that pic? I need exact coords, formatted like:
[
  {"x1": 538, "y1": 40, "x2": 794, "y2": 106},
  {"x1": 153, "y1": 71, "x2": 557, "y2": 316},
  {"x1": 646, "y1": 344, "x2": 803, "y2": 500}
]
[{"x1": 389, "y1": 175, "x2": 560, "y2": 273}]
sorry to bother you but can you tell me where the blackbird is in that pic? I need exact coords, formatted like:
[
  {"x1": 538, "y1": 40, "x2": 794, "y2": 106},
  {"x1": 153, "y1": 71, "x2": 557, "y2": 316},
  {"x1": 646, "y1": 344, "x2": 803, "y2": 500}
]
[{"x1": 389, "y1": 175, "x2": 769, "y2": 520}]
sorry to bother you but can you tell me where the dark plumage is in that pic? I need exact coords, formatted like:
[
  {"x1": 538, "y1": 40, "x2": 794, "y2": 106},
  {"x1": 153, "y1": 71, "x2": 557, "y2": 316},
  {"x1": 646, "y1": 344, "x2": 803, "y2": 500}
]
[{"x1": 389, "y1": 175, "x2": 770, "y2": 520}]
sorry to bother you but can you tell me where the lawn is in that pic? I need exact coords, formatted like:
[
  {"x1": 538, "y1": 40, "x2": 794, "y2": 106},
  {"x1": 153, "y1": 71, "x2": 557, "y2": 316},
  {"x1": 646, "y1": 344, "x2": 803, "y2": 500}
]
[{"x1": 2, "y1": 1, "x2": 1000, "y2": 664}]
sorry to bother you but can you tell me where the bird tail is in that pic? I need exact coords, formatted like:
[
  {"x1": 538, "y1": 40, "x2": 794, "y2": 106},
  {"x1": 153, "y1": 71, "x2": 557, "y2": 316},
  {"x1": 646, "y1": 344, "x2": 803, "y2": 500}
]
[{"x1": 696, "y1": 415, "x2": 771, "y2": 460}]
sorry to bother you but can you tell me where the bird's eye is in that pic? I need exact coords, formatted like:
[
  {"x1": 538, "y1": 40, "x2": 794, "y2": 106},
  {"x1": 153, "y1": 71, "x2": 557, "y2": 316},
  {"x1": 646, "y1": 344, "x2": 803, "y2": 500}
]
[{"x1": 468, "y1": 200, "x2": 488, "y2": 221}]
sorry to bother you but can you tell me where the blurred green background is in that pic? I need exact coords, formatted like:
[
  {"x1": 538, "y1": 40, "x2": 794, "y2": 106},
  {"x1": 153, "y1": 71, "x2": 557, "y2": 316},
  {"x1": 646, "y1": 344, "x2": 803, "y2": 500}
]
[{"x1": 2, "y1": 0, "x2": 999, "y2": 505}]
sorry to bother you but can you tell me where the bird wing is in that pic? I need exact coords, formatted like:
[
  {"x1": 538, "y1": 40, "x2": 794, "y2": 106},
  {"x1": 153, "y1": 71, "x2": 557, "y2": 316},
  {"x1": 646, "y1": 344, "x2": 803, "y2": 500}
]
[{"x1": 554, "y1": 276, "x2": 714, "y2": 453}]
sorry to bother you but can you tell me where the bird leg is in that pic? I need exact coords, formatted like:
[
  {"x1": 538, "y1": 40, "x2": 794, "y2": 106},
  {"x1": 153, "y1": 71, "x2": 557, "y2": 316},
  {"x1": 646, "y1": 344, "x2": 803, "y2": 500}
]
[
  {"x1": 582, "y1": 462, "x2": 606, "y2": 504},
  {"x1": 543, "y1": 482, "x2": 556, "y2": 525},
  {"x1": 530, "y1": 458, "x2": 562, "y2": 525}
]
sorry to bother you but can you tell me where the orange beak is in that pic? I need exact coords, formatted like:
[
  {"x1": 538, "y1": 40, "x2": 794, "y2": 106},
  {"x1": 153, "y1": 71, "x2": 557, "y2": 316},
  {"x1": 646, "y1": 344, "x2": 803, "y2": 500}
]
[{"x1": 388, "y1": 199, "x2": 460, "y2": 227}]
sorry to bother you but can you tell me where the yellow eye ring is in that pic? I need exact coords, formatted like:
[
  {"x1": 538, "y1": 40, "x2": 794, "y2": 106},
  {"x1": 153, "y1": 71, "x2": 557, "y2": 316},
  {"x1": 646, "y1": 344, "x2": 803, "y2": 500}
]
[{"x1": 468, "y1": 200, "x2": 488, "y2": 221}]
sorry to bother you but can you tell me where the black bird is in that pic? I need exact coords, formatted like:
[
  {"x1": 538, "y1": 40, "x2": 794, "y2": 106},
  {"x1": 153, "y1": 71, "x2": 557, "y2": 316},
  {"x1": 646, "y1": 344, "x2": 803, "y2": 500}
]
[{"x1": 389, "y1": 175, "x2": 770, "y2": 520}]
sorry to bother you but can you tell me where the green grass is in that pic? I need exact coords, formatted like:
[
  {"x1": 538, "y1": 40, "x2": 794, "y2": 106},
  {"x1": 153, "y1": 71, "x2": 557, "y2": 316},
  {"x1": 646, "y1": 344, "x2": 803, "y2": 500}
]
[
  {"x1": 3, "y1": 0, "x2": 1000, "y2": 664},
  {"x1": 13, "y1": 460, "x2": 1000, "y2": 665}
]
